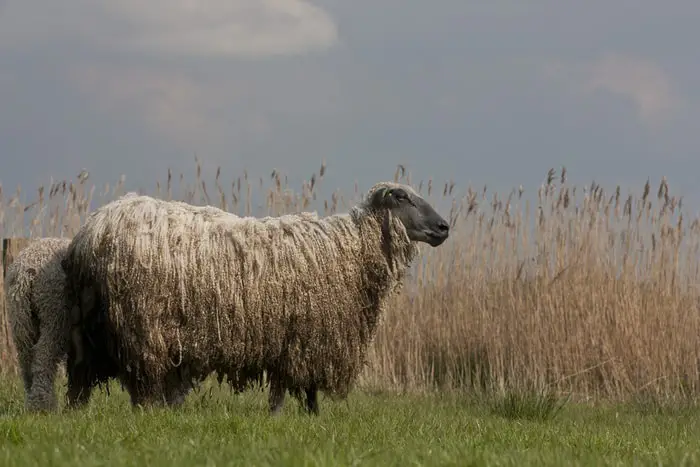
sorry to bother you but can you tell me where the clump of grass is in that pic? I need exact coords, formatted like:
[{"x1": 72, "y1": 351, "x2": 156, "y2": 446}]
[
  {"x1": 488, "y1": 387, "x2": 570, "y2": 421},
  {"x1": 627, "y1": 387, "x2": 700, "y2": 417}
]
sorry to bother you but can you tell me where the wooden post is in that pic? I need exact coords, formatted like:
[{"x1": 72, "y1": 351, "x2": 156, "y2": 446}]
[
  {"x1": 0, "y1": 250, "x2": 3, "y2": 344},
  {"x1": 0, "y1": 249, "x2": 4, "y2": 373},
  {"x1": 1, "y1": 237, "x2": 31, "y2": 374},
  {"x1": 3, "y1": 238, "x2": 31, "y2": 278}
]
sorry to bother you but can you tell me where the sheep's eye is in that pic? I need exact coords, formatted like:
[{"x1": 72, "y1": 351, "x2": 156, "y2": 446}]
[{"x1": 394, "y1": 191, "x2": 408, "y2": 202}]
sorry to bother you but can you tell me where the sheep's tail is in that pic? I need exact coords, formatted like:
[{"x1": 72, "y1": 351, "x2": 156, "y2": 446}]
[{"x1": 3, "y1": 265, "x2": 40, "y2": 358}]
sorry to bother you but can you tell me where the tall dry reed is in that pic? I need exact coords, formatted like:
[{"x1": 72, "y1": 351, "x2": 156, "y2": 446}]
[{"x1": 1, "y1": 162, "x2": 698, "y2": 403}]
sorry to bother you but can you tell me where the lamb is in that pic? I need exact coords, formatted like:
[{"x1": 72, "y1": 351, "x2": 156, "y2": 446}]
[
  {"x1": 2, "y1": 237, "x2": 91, "y2": 412},
  {"x1": 61, "y1": 181, "x2": 450, "y2": 414},
  {"x1": 3, "y1": 236, "x2": 194, "y2": 412}
]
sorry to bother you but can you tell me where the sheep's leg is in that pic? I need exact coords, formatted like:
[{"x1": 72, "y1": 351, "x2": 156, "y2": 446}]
[
  {"x1": 128, "y1": 386, "x2": 159, "y2": 408},
  {"x1": 65, "y1": 290, "x2": 97, "y2": 409},
  {"x1": 129, "y1": 386, "x2": 163, "y2": 408},
  {"x1": 66, "y1": 373, "x2": 94, "y2": 409},
  {"x1": 16, "y1": 346, "x2": 34, "y2": 407},
  {"x1": 65, "y1": 356, "x2": 95, "y2": 409},
  {"x1": 126, "y1": 373, "x2": 167, "y2": 409},
  {"x1": 305, "y1": 385, "x2": 319, "y2": 416},
  {"x1": 163, "y1": 369, "x2": 193, "y2": 408},
  {"x1": 26, "y1": 326, "x2": 63, "y2": 412},
  {"x1": 10, "y1": 311, "x2": 39, "y2": 406},
  {"x1": 65, "y1": 328, "x2": 95, "y2": 409},
  {"x1": 268, "y1": 377, "x2": 286, "y2": 416},
  {"x1": 165, "y1": 383, "x2": 192, "y2": 407}
]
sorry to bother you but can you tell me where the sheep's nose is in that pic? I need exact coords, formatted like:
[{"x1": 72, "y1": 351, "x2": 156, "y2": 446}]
[{"x1": 436, "y1": 220, "x2": 450, "y2": 233}]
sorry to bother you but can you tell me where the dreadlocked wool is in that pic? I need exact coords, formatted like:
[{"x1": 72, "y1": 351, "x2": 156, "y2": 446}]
[
  {"x1": 4, "y1": 237, "x2": 73, "y2": 412},
  {"x1": 63, "y1": 183, "x2": 425, "y2": 410}
]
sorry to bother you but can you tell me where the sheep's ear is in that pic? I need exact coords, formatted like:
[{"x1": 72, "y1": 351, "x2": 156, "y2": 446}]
[{"x1": 369, "y1": 186, "x2": 393, "y2": 206}]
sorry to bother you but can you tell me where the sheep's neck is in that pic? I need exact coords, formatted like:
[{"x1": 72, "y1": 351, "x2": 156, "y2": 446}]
[{"x1": 352, "y1": 212, "x2": 418, "y2": 291}]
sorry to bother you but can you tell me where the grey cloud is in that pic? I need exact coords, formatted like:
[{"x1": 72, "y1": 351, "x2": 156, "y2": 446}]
[
  {"x1": 0, "y1": 0, "x2": 337, "y2": 58},
  {"x1": 2, "y1": 0, "x2": 700, "y2": 211}
]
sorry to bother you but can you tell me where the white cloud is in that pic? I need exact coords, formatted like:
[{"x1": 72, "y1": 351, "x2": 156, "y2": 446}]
[
  {"x1": 545, "y1": 54, "x2": 682, "y2": 128},
  {"x1": 0, "y1": 0, "x2": 338, "y2": 57}
]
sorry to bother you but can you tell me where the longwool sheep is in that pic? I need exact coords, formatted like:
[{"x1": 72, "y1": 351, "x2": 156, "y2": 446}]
[
  {"x1": 61, "y1": 181, "x2": 450, "y2": 414},
  {"x1": 3, "y1": 237, "x2": 82, "y2": 412}
]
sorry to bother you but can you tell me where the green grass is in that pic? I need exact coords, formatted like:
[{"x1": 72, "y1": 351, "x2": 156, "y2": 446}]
[{"x1": 0, "y1": 378, "x2": 699, "y2": 466}]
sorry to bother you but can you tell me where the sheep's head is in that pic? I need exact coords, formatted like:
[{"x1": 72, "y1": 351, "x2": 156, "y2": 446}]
[{"x1": 365, "y1": 182, "x2": 449, "y2": 247}]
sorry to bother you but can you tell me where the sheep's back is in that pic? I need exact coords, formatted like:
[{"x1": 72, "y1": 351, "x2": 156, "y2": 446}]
[{"x1": 67, "y1": 196, "x2": 384, "y2": 386}]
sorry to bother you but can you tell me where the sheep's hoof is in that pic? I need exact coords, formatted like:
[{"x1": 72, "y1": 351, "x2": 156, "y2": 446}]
[{"x1": 305, "y1": 388, "x2": 319, "y2": 415}]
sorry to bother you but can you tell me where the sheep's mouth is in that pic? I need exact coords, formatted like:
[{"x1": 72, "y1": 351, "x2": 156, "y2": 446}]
[{"x1": 424, "y1": 231, "x2": 448, "y2": 247}]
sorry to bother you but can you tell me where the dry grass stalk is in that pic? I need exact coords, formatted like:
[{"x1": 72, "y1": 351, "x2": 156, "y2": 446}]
[{"x1": 1, "y1": 162, "x2": 699, "y2": 403}]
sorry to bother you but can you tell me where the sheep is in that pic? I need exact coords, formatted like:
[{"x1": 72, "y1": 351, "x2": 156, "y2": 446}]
[
  {"x1": 61, "y1": 181, "x2": 450, "y2": 414},
  {"x1": 3, "y1": 237, "x2": 84, "y2": 412}
]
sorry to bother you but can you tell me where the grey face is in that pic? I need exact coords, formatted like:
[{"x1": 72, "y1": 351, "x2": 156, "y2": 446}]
[{"x1": 369, "y1": 184, "x2": 450, "y2": 247}]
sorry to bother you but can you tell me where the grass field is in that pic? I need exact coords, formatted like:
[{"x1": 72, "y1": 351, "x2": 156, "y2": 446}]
[{"x1": 1, "y1": 377, "x2": 699, "y2": 466}]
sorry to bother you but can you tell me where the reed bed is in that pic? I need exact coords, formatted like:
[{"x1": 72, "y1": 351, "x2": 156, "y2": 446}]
[{"x1": 1, "y1": 161, "x2": 698, "y2": 403}]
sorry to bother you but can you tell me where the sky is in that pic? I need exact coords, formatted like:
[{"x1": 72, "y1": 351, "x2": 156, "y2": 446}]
[{"x1": 1, "y1": 1, "x2": 699, "y2": 214}]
